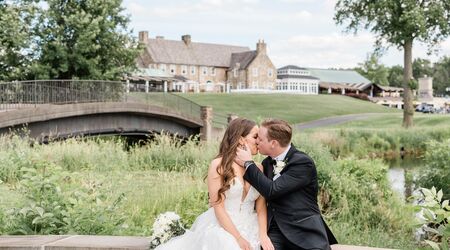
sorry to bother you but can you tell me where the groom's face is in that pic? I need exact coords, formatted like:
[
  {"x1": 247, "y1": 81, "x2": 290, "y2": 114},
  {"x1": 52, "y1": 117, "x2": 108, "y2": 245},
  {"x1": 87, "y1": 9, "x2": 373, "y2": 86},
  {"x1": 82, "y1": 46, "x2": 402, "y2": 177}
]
[{"x1": 257, "y1": 126, "x2": 272, "y2": 156}]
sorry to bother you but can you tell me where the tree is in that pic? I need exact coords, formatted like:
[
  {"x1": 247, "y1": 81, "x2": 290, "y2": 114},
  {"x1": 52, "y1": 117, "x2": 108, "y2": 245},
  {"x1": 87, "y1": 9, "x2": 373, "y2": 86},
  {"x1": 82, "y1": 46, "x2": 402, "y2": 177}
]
[
  {"x1": 355, "y1": 53, "x2": 389, "y2": 86},
  {"x1": 335, "y1": 0, "x2": 450, "y2": 128},
  {"x1": 388, "y1": 65, "x2": 404, "y2": 88},
  {"x1": 0, "y1": 1, "x2": 37, "y2": 81},
  {"x1": 32, "y1": 0, "x2": 141, "y2": 80},
  {"x1": 433, "y1": 56, "x2": 450, "y2": 96},
  {"x1": 412, "y1": 58, "x2": 433, "y2": 79}
]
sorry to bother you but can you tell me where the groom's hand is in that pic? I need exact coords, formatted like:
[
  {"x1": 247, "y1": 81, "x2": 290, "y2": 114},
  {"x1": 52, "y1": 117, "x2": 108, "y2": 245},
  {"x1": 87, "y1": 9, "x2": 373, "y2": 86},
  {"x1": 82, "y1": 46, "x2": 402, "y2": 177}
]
[{"x1": 236, "y1": 143, "x2": 252, "y2": 168}]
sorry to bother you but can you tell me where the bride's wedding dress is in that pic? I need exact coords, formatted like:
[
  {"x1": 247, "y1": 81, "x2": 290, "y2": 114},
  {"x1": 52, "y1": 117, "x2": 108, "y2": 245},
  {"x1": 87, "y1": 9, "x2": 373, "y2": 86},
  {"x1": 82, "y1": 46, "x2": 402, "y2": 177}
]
[{"x1": 155, "y1": 177, "x2": 261, "y2": 250}]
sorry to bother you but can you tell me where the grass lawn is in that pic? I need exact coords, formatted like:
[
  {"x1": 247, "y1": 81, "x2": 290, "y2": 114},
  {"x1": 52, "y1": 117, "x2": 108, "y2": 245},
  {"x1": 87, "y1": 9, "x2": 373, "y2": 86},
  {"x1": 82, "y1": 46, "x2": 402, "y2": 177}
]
[
  {"x1": 317, "y1": 113, "x2": 450, "y2": 130},
  {"x1": 178, "y1": 93, "x2": 399, "y2": 124}
]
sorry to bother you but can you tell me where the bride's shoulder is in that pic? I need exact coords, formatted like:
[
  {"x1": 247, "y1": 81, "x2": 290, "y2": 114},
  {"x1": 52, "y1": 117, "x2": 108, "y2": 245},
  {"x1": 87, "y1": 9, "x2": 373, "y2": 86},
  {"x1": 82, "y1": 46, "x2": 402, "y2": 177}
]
[{"x1": 208, "y1": 157, "x2": 222, "y2": 176}]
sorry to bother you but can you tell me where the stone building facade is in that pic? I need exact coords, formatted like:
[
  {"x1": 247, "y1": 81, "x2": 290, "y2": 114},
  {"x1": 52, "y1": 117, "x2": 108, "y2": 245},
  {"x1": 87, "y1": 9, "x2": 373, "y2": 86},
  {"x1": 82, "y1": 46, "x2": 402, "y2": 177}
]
[
  {"x1": 227, "y1": 40, "x2": 277, "y2": 90},
  {"x1": 135, "y1": 31, "x2": 277, "y2": 92}
]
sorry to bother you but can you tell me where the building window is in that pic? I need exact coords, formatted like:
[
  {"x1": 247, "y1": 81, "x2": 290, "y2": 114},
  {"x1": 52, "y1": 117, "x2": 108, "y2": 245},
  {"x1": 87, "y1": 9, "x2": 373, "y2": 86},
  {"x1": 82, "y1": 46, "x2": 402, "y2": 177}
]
[
  {"x1": 202, "y1": 67, "x2": 208, "y2": 76},
  {"x1": 190, "y1": 66, "x2": 196, "y2": 75},
  {"x1": 206, "y1": 81, "x2": 214, "y2": 91},
  {"x1": 181, "y1": 65, "x2": 187, "y2": 75},
  {"x1": 253, "y1": 68, "x2": 258, "y2": 77},
  {"x1": 268, "y1": 69, "x2": 273, "y2": 77},
  {"x1": 159, "y1": 64, "x2": 167, "y2": 72},
  {"x1": 211, "y1": 67, "x2": 216, "y2": 76},
  {"x1": 170, "y1": 65, "x2": 176, "y2": 74},
  {"x1": 233, "y1": 69, "x2": 238, "y2": 77}
]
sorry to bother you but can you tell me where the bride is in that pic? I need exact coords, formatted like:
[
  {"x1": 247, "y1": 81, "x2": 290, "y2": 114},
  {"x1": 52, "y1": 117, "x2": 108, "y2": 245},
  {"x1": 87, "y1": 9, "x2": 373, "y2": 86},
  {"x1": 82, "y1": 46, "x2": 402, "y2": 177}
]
[{"x1": 156, "y1": 118, "x2": 274, "y2": 250}]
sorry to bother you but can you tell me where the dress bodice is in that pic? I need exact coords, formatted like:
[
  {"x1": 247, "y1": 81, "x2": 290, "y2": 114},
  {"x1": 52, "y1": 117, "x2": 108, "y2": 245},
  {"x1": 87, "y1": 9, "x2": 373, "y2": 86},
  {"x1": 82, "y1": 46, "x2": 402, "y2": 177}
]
[
  {"x1": 224, "y1": 177, "x2": 260, "y2": 215},
  {"x1": 155, "y1": 177, "x2": 261, "y2": 250}
]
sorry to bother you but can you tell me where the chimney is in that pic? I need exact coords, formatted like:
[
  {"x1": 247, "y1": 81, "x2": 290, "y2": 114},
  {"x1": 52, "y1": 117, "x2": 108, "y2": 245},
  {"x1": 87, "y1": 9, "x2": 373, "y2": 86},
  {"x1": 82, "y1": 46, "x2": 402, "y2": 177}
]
[
  {"x1": 182, "y1": 35, "x2": 191, "y2": 46},
  {"x1": 139, "y1": 31, "x2": 148, "y2": 43},
  {"x1": 256, "y1": 39, "x2": 266, "y2": 55}
]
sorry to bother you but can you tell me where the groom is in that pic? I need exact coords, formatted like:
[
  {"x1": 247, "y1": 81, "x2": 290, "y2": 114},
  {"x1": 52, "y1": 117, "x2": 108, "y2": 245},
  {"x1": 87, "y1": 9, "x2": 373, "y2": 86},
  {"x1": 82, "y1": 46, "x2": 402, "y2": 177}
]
[{"x1": 236, "y1": 118, "x2": 337, "y2": 250}]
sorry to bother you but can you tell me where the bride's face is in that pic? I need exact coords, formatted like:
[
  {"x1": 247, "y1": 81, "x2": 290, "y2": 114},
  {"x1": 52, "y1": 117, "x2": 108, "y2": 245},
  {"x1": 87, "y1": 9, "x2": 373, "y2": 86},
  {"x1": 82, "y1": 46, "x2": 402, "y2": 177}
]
[{"x1": 243, "y1": 125, "x2": 259, "y2": 155}]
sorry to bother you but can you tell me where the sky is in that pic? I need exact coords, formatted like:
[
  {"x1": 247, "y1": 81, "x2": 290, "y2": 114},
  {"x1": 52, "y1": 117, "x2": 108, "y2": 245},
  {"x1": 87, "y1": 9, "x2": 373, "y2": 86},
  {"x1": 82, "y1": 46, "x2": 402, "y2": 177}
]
[{"x1": 122, "y1": 0, "x2": 450, "y2": 69}]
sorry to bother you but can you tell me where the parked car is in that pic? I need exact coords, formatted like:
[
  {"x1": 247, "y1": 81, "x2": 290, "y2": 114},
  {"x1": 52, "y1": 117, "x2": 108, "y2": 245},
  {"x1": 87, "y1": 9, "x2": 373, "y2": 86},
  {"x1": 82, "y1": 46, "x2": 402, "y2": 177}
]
[{"x1": 422, "y1": 105, "x2": 435, "y2": 113}]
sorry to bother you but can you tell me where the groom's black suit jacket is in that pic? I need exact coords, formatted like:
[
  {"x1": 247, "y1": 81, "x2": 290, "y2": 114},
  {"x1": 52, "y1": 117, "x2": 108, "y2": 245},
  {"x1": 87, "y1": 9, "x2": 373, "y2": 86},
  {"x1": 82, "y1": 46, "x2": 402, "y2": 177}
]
[{"x1": 244, "y1": 144, "x2": 337, "y2": 250}]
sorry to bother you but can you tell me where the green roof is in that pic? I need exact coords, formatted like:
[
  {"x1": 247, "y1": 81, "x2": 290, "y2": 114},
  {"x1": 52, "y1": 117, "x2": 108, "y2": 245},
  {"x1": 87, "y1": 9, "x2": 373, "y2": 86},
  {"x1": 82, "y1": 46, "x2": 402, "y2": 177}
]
[{"x1": 308, "y1": 68, "x2": 371, "y2": 85}]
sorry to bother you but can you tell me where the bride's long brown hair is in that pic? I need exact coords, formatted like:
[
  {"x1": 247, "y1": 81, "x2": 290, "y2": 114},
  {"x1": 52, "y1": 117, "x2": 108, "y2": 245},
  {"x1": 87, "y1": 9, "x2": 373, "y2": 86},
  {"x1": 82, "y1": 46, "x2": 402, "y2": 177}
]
[{"x1": 214, "y1": 118, "x2": 256, "y2": 203}]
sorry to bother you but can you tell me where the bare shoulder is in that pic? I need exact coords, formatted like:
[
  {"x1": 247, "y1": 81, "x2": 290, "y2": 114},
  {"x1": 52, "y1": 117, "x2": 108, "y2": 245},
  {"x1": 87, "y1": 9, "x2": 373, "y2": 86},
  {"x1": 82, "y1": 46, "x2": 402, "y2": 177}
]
[
  {"x1": 255, "y1": 162, "x2": 264, "y2": 172},
  {"x1": 208, "y1": 157, "x2": 222, "y2": 177}
]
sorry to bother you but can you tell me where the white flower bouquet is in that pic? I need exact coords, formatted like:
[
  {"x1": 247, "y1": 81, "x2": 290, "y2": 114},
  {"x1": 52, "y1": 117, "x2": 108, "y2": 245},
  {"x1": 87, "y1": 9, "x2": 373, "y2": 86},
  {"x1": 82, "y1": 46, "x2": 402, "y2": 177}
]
[{"x1": 149, "y1": 211, "x2": 186, "y2": 249}]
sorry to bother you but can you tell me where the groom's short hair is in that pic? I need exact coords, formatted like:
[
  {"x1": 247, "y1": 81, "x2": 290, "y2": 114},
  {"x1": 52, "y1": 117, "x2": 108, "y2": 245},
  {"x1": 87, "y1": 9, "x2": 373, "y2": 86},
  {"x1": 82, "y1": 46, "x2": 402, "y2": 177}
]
[{"x1": 261, "y1": 119, "x2": 292, "y2": 147}]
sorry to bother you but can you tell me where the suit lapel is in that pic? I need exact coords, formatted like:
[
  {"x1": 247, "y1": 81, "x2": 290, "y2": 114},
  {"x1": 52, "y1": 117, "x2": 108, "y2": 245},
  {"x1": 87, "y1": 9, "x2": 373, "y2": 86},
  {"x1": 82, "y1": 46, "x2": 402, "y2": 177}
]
[
  {"x1": 279, "y1": 144, "x2": 298, "y2": 174},
  {"x1": 262, "y1": 157, "x2": 274, "y2": 179}
]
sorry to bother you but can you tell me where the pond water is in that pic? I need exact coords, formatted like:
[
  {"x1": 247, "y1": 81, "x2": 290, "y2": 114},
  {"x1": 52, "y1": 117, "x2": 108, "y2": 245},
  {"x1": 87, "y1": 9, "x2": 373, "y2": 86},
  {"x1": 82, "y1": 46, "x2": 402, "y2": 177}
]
[{"x1": 385, "y1": 155, "x2": 425, "y2": 201}]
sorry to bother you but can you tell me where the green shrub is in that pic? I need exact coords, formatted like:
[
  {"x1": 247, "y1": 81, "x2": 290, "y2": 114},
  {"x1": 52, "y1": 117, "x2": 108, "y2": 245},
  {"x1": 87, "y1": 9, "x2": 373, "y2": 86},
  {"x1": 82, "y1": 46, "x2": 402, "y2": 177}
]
[
  {"x1": 416, "y1": 139, "x2": 450, "y2": 200},
  {"x1": 0, "y1": 135, "x2": 37, "y2": 183},
  {"x1": 63, "y1": 180, "x2": 127, "y2": 235},
  {"x1": 5, "y1": 160, "x2": 127, "y2": 235},
  {"x1": 414, "y1": 187, "x2": 450, "y2": 250},
  {"x1": 7, "y1": 162, "x2": 68, "y2": 234}
]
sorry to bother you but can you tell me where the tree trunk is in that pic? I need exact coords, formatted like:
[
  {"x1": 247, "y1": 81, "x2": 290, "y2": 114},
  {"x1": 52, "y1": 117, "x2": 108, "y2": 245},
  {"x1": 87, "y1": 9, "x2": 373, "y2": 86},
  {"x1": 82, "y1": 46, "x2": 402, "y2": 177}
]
[{"x1": 402, "y1": 40, "x2": 414, "y2": 128}]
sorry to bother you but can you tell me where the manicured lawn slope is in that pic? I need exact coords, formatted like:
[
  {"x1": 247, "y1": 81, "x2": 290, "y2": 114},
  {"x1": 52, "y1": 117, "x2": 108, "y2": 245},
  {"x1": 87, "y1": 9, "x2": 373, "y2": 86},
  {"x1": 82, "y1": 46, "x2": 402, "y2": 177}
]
[
  {"x1": 322, "y1": 113, "x2": 450, "y2": 130},
  {"x1": 179, "y1": 93, "x2": 399, "y2": 124}
]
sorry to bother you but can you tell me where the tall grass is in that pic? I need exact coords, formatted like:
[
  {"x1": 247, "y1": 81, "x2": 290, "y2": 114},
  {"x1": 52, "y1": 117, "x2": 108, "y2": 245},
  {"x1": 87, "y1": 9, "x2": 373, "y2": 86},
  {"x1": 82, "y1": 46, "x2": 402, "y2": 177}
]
[
  {"x1": 308, "y1": 127, "x2": 450, "y2": 158},
  {"x1": 0, "y1": 133, "x2": 425, "y2": 248}
]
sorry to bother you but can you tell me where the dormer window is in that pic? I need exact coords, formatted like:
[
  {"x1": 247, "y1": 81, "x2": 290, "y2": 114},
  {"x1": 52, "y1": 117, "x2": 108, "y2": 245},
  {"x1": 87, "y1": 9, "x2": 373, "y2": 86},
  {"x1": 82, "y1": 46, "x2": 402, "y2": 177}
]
[
  {"x1": 181, "y1": 65, "x2": 187, "y2": 75},
  {"x1": 202, "y1": 67, "x2": 208, "y2": 75},
  {"x1": 191, "y1": 66, "x2": 196, "y2": 75},
  {"x1": 211, "y1": 67, "x2": 216, "y2": 76},
  {"x1": 233, "y1": 69, "x2": 238, "y2": 77},
  {"x1": 268, "y1": 69, "x2": 273, "y2": 77},
  {"x1": 170, "y1": 65, "x2": 176, "y2": 74}
]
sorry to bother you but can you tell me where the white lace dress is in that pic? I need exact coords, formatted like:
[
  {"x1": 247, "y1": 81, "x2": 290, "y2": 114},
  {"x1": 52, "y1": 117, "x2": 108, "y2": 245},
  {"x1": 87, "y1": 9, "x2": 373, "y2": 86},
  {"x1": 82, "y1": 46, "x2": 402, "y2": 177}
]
[{"x1": 155, "y1": 177, "x2": 261, "y2": 250}]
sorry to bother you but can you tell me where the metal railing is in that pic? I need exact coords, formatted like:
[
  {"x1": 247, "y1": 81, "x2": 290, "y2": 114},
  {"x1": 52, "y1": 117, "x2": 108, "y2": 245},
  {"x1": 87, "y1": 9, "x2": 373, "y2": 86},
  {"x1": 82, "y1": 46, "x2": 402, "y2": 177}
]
[
  {"x1": 0, "y1": 80, "x2": 124, "y2": 110},
  {"x1": 126, "y1": 92, "x2": 202, "y2": 121},
  {"x1": 0, "y1": 80, "x2": 203, "y2": 122}
]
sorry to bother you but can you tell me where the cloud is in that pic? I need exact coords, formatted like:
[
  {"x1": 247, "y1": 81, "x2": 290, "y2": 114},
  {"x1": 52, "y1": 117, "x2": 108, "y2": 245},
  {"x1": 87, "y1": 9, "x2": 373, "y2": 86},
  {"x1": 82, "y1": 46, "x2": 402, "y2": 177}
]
[
  {"x1": 124, "y1": 2, "x2": 147, "y2": 16},
  {"x1": 270, "y1": 33, "x2": 376, "y2": 68},
  {"x1": 124, "y1": 0, "x2": 450, "y2": 68},
  {"x1": 293, "y1": 10, "x2": 313, "y2": 20}
]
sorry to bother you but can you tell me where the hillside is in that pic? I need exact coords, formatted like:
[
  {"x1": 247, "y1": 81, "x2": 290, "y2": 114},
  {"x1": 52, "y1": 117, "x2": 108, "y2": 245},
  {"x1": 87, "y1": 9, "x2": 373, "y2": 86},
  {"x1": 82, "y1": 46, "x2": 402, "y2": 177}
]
[{"x1": 179, "y1": 93, "x2": 399, "y2": 124}]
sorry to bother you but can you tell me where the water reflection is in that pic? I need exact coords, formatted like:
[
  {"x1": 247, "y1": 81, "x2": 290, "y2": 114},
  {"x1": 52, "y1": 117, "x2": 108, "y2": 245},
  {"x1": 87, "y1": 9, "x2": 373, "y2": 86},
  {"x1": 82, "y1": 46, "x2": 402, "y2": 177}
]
[{"x1": 385, "y1": 155, "x2": 424, "y2": 201}]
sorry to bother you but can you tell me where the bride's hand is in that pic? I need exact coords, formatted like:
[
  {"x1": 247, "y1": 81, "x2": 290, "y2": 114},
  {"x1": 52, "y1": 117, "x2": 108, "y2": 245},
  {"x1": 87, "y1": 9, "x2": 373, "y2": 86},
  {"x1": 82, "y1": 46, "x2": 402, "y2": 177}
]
[
  {"x1": 260, "y1": 234, "x2": 274, "y2": 250},
  {"x1": 236, "y1": 235, "x2": 252, "y2": 250}
]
